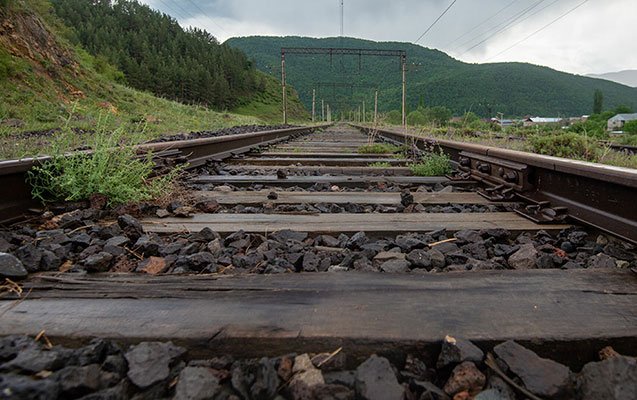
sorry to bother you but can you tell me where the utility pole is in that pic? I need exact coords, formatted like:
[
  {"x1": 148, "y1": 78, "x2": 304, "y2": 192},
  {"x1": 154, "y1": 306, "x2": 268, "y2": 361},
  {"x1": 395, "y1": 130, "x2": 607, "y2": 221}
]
[
  {"x1": 374, "y1": 90, "x2": 378, "y2": 124},
  {"x1": 401, "y1": 54, "x2": 407, "y2": 129},
  {"x1": 312, "y1": 89, "x2": 316, "y2": 123},
  {"x1": 327, "y1": 104, "x2": 332, "y2": 123},
  {"x1": 321, "y1": 100, "x2": 325, "y2": 121},
  {"x1": 362, "y1": 101, "x2": 366, "y2": 123},
  {"x1": 340, "y1": 0, "x2": 344, "y2": 37},
  {"x1": 281, "y1": 51, "x2": 287, "y2": 124}
]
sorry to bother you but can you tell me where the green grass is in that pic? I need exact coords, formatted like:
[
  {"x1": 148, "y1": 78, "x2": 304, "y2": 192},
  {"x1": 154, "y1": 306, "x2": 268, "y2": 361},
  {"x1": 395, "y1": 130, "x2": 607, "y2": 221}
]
[
  {"x1": 409, "y1": 150, "x2": 452, "y2": 176},
  {"x1": 28, "y1": 122, "x2": 181, "y2": 206},
  {"x1": 358, "y1": 143, "x2": 402, "y2": 154},
  {"x1": 232, "y1": 72, "x2": 309, "y2": 124},
  {"x1": 368, "y1": 161, "x2": 392, "y2": 168},
  {"x1": 0, "y1": 5, "x2": 311, "y2": 160}
]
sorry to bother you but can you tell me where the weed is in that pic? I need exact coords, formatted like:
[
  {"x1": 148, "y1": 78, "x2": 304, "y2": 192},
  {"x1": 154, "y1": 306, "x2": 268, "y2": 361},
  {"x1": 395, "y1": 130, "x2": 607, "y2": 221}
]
[
  {"x1": 358, "y1": 143, "x2": 401, "y2": 154},
  {"x1": 409, "y1": 149, "x2": 452, "y2": 176},
  {"x1": 28, "y1": 119, "x2": 182, "y2": 206},
  {"x1": 529, "y1": 132, "x2": 599, "y2": 161},
  {"x1": 368, "y1": 161, "x2": 392, "y2": 168}
]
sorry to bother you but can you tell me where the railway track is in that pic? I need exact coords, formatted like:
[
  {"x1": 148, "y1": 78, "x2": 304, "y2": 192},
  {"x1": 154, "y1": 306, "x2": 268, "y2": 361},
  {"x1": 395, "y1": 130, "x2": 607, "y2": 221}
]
[{"x1": 1, "y1": 123, "x2": 636, "y2": 399}]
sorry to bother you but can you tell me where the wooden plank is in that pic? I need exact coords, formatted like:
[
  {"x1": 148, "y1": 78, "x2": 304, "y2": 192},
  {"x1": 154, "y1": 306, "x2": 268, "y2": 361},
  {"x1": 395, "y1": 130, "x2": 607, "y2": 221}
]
[
  {"x1": 228, "y1": 165, "x2": 414, "y2": 176},
  {"x1": 228, "y1": 157, "x2": 406, "y2": 167},
  {"x1": 192, "y1": 175, "x2": 463, "y2": 187},
  {"x1": 197, "y1": 190, "x2": 492, "y2": 205},
  {"x1": 2, "y1": 270, "x2": 635, "y2": 351},
  {"x1": 142, "y1": 212, "x2": 569, "y2": 234},
  {"x1": 256, "y1": 152, "x2": 396, "y2": 158}
]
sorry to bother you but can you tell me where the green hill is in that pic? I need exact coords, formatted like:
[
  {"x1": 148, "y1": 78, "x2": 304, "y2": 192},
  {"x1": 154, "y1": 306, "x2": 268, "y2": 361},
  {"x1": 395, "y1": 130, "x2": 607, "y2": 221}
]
[
  {"x1": 227, "y1": 36, "x2": 637, "y2": 117},
  {"x1": 0, "y1": 1, "x2": 306, "y2": 159}
]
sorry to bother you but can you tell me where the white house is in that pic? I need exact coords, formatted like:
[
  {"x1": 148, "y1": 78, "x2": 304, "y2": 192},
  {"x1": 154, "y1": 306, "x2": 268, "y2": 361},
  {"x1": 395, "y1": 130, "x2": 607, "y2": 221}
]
[
  {"x1": 608, "y1": 113, "x2": 637, "y2": 131},
  {"x1": 523, "y1": 117, "x2": 564, "y2": 127}
]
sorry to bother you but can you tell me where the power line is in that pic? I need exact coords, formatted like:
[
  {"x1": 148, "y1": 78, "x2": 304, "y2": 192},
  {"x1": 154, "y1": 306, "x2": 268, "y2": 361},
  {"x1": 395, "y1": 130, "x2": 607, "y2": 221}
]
[
  {"x1": 154, "y1": 0, "x2": 188, "y2": 21},
  {"x1": 451, "y1": 0, "x2": 543, "y2": 52},
  {"x1": 414, "y1": 0, "x2": 458, "y2": 44},
  {"x1": 486, "y1": 0, "x2": 589, "y2": 61},
  {"x1": 182, "y1": 0, "x2": 229, "y2": 35},
  {"x1": 444, "y1": 0, "x2": 520, "y2": 48},
  {"x1": 457, "y1": 0, "x2": 546, "y2": 56}
]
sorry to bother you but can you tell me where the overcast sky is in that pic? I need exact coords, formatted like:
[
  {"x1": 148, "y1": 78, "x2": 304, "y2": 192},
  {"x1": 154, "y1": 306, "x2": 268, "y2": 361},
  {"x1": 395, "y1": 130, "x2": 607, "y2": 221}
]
[{"x1": 141, "y1": 0, "x2": 636, "y2": 75}]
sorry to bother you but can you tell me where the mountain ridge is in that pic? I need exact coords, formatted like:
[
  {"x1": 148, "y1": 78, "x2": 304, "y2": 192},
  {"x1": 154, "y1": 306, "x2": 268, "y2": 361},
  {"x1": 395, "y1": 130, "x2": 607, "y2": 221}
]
[
  {"x1": 587, "y1": 70, "x2": 637, "y2": 88},
  {"x1": 227, "y1": 35, "x2": 637, "y2": 117}
]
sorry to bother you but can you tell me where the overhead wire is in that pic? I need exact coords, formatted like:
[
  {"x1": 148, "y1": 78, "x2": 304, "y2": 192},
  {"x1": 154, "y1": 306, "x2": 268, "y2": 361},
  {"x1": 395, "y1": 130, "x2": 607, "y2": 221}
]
[
  {"x1": 414, "y1": 0, "x2": 458, "y2": 44},
  {"x1": 486, "y1": 0, "x2": 589, "y2": 61},
  {"x1": 182, "y1": 0, "x2": 230, "y2": 36},
  {"x1": 154, "y1": 0, "x2": 188, "y2": 21},
  {"x1": 451, "y1": 1, "x2": 545, "y2": 52},
  {"x1": 444, "y1": 0, "x2": 521, "y2": 48},
  {"x1": 457, "y1": 0, "x2": 548, "y2": 56}
]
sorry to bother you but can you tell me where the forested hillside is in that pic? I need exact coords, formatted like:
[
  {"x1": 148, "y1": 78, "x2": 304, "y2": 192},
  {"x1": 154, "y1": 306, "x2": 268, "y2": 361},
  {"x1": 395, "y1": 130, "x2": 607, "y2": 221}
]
[
  {"x1": 51, "y1": 0, "x2": 265, "y2": 110},
  {"x1": 228, "y1": 36, "x2": 637, "y2": 117}
]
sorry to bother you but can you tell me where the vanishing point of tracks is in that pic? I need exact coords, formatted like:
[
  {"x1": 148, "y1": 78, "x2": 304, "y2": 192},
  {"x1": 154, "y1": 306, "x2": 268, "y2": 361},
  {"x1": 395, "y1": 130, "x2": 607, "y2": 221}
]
[{"x1": 0, "y1": 123, "x2": 636, "y2": 399}]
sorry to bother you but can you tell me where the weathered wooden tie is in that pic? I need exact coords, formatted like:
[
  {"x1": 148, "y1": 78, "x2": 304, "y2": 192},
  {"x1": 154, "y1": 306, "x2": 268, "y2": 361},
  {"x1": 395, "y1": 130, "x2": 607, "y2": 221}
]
[{"x1": 142, "y1": 212, "x2": 568, "y2": 234}]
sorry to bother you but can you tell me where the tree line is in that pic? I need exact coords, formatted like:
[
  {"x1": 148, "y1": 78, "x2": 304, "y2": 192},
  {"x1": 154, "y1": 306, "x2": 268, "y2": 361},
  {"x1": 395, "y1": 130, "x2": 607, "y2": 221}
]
[{"x1": 52, "y1": 0, "x2": 266, "y2": 109}]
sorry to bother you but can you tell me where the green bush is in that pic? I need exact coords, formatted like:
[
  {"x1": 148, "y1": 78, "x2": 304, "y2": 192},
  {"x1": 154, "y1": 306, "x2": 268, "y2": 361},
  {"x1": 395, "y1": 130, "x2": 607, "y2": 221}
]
[
  {"x1": 568, "y1": 119, "x2": 608, "y2": 139},
  {"x1": 407, "y1": 110, "x2": 427, "y2": 126},
  {"x1": 619, "y1": 134, "x2": 637, "y2": 146},
  {"x1": 410, "y1": 149, "x2": 452, "y2": 176},
  {"x1": 530, "y1": 132, "x2": 599, "y2": 161},
  {"x1": 623, "y1": 120, "x2": 637, "y2": 134},
  {"x1": 384, "y1": 110, "x2": 402, "y2": 125},
  {"x1": 28, "y1": 126, "x2": 181, "y2": 205}
]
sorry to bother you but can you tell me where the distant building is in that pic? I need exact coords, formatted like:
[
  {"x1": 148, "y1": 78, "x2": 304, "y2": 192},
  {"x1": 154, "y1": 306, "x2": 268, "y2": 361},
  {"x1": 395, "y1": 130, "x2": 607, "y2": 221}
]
[
  {"x1": 523, "y1": 117, "x2": 564, "y2": 127},
  {"x1": 608, "y1": 113, "x2": 637, "y2": 131},
  {"x1": 490, "y1": 118, "x2": 515, "y2": 127}
]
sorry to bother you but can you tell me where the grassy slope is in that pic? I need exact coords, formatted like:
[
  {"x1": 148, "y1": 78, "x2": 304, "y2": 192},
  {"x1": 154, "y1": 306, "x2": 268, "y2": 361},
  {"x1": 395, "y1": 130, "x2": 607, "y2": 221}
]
[
  {"x1": 0, "y1": 2, "x2": 307, "y2": 159},
  {"x1": 227, "y1": 36, "x2": 637, "y2": 117},
  {"x1": 232, "y1": 71, "x2": 307, "y2": 123}
]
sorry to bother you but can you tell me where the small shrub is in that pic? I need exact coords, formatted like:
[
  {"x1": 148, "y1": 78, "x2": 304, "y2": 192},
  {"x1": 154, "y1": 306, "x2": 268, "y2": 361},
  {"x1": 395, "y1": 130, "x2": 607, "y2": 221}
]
[
  {"x1": 623, "y1": 120, "x2": 637, "y2": 135},
  {"x1": 529, "y1": 132, "x2": 600, "y2": 161},
  {"x1": 28, "y1": 126, "x2": 181, "y2": 205},
  {"x1": 358, "y1": 143, "x2": 401, "y2": 154},
  {"x1": 410, "y1": 149, "x2": 452, "y2": 176},
  {"x1": 619, "y1": 134, "x2": 637, "y2": 146}
]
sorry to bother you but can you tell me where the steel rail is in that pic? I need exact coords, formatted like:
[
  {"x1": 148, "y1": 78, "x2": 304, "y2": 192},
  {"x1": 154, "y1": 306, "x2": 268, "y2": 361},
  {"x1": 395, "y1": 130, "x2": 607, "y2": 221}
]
[
  {"x1": 0, "y1": 125, "x2": 328, "y2": 225},
  {"x1": 352, "y1": 124, "x2": 637, "y2": 244}
]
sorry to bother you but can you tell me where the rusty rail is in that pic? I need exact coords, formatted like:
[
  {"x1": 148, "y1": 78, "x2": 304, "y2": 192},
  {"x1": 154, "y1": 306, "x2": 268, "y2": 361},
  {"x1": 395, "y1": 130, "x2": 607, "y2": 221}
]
[
  {"x1": 353, "y1": 124, "x2": 637, "y2": 245},
  {"x1": 0, "y1": 125, "x2": 328, "y2": 225}
]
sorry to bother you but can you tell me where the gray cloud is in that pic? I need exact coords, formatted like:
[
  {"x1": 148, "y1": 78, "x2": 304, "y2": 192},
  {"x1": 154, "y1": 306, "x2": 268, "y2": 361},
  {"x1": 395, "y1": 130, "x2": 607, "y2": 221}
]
[{"x1": 141, "y1": 0, "x2": 637, "y2": 75}]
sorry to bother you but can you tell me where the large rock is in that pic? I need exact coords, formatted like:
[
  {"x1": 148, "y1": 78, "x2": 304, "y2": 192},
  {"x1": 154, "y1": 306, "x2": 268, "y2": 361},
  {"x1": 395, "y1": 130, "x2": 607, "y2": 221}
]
[
  {"x1": 117, "y1": 214, "x2": 144, "y2": 241},
  {"x1": 493, "y1": 341, "x2": 572, "y2": 398},
  {"x1": 437, "y1": 335, "x2": 484, "y2": 369},
  {"x1": 0, "y1": 374, "x2": 59, "y2": 400},
  {"x1": 1, "y1": 346, "x2": 70, "y2": 373},
  {"x1": 576, "y1": 355, "x2": 637, "y2": 400},
  {"x1": 355, "y1": 355, "x2": 403, "y2": 400},
  {"x1": 289, "y1": 354, "x2": 324, "y2": 400},
  {"x1": 443, "y1": 361, "x2": 486, "y2": 396},
  {"x1": 14, "y1": 244, "x2": 42, "y2": 272},
  {"x1": 124, "y1": 341, "x2": 186, "y2": 389},
  {"x1": 406, "y1": 249, "x2": 432, "y2": 269},
  {"x1": 54, "y1": 364, "x2": 105, "y2": 398},
  {"x1": 0, "y1": 253, "x2": 28, "y2": 279},
  {"x1": 372, "y1": 251, "x2": 405, "y2": 269},
  {"x1": 507, "y1": 244, "x2": 538, "y2": 269},
  {"x1": 173, "y1": 366, "x2": 221, "y2": 400},
  {"x1": 311, "y1": 383, "x2": 354, "y2": 400},
  {"x1": 587, "y1": 253, "x2": 617, "y2": 269},
  {"x1": 380, "y1": 259, "x2": 410, "y2": 273}
]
